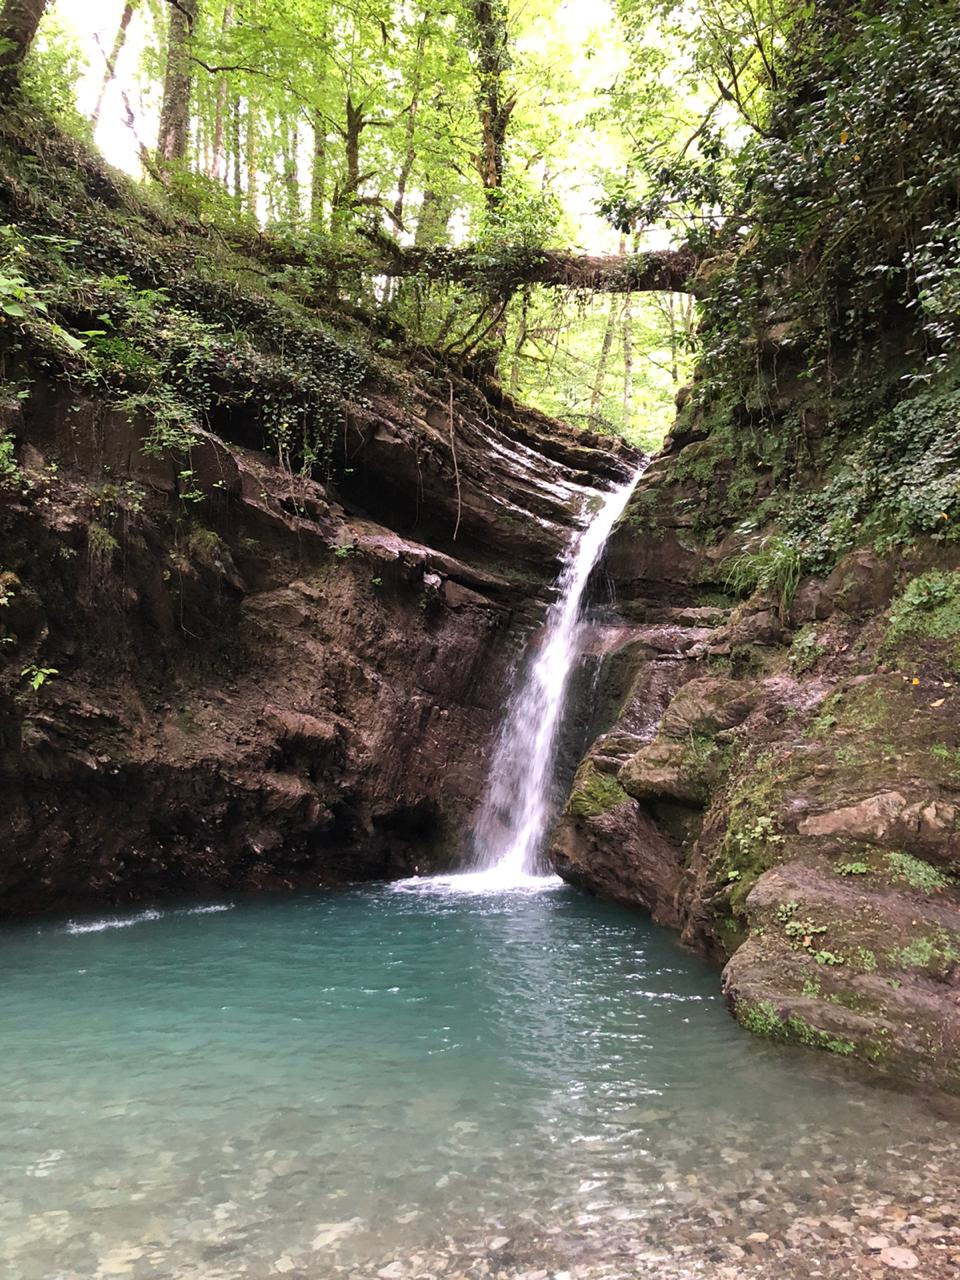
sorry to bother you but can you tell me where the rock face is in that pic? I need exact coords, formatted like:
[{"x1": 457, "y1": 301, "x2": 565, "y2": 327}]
[
  {"x1": 550, "y1": 514, "x2": 960, "y2": 1092},
  {"x1": 0, "y1": 371, "x2": 633, "y2": 917}
]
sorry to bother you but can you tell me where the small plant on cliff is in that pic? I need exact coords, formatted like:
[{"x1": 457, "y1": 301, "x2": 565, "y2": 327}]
[
  {"x1": 837, "y1": 861, "x2": 870, "y2": 877},
  {"x1": 891, "y1": 932, "x2": 960, "y2": 972},
  {"x1": 932, "y1": 743, "x2": 960, "y2": 773},
  {"x1": 885, "y1": 852, "x2": 952, "y2": 894},
  {"x1": 733, "y1": 815, "x2": 784, "y2": 860},
  {"x1": 723, "y1": 534, "x2": 804, "y2": 617},
  {"x1": 20, "y1": 663, "x2": 58, "y2": 692},
  {"x1": 0, "y1": 427, "x2": 21, "y2": 489},
  {"x1": 737, "y1": 999, "x2": 784, "y2": 1039},
  {"x1": 87, "y1": 522, "x2": 119, "y2": 576},
  {"x1": 788, "y1": 625, "x2": 826, "y2": 675}
]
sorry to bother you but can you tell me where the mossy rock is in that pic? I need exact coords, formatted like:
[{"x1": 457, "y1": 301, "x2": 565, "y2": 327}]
[{"x1": 566, "y1": 761, "x2": 629, "y2": 820}]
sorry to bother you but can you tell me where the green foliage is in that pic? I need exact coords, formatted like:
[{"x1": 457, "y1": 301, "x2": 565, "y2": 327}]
[
  {"x1": 736, "y1": 998, "x2": 854, "y2": 1056},
  {"x1": 87, "y1": 522, "x2": 119, "y2": 573},
  {"x1": 20, "y1": 663, "x2": 58, "y2": 692},
  {"x1": 886, "y1": 571, "x2": 960, "y2": 651},
  {"x1": 738, "y1": 999, "x2": 784, "y2": 1038},
  {"x1": 931, "y1": 743, "x2": 960, "y2": 772},
  {"x1": 0, "y1": 426, "x2": 21, "y2": 489},
  {"x1": 694, "y1": 3, "x2": 960, "y2": 394},
  {"x1": 891, "y1": 931, "x2": 960, "y2": 972},
  {"x1": 852, "y1": 948, "x2": 878, "y2": 974},
  {"x1": 837, "y1": 861, "x2": 870, "y2": 877},
  {"x1": 885, "y1": 852, "x2": 952, "y2": 895},
  {"x1": 732, "y1": 814, "x2": 782, "y2": 859},
  {"x1": 788, "y1": 625, "x2": 825, "y2": 675},
  {"x1": 21, "y1": 15, "x2": 90, "y2": 137}
]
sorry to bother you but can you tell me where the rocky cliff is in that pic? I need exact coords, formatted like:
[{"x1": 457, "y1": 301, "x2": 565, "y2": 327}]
[{"x1": 0, "y1": 116, "x2": 635, "y2": 917}]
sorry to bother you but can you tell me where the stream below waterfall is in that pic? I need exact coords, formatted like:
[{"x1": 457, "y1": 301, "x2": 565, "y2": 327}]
[{"x1": 1, "y1": 885, "x2": 957, "y2": 1280}]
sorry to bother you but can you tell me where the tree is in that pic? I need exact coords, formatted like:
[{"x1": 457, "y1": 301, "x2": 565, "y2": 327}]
[
  {"x1": 92, "y1": 1, "x2": 139, "y2": 124},
  {"x1": 0, "y1": 0, "x2": 51, "y2": 87},
  {"x1": 466, "y1": 0, "x2": 514, "y2": 208},
  {"x1": 157, "y1": 0, "x2": 197, "y2": 170}
]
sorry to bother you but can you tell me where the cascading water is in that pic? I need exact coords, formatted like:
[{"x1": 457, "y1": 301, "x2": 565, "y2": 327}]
[{"x1": 467, "y1": 467, "x2": 643, "y2": 886}]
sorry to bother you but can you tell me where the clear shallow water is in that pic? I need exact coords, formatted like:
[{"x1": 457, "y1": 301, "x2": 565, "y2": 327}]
[{"x1": 1, "y1": 884, "x2": 956, "y2": 1280}]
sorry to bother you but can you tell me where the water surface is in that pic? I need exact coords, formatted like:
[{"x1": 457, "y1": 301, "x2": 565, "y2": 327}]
[{"x1": 1, "y1": 883, "x2": 955, "y2": 1279}]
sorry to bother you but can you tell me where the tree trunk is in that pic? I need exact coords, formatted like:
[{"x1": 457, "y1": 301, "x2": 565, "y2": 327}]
[
  {"x1": 0, "y1": 0, "x2": 50, "y2": 87},
  {"x1": 343, "y1": 93, "x2": 363, "y2": 197},
  {"x1": 310, "y1": 116, "x2": 326, "y2": 229},
  {"x1": 589, "y1": 234, "x2": 626, "y2": 424},
  {"x1": 589, "y1": 299, "x2": 618, "y2": 426},
  {"x1": 245, "y1": 91, "x2": 258, "y2": 218},
  {"x1": 508, "y1": 285, "x2": 531, "y2": 394},
  {"x1": 230, "y1": 93, "x2": 242, "y2": 208},
  {"x1": 283, "y1": 117, "x2": 300, "y2": 224},
  {"x1": 92, "y1": 1, "x2": 137, "y2": 124},
  {"x1": 378, "y1": 245, "x2": 698, "y2": 294},
  {"x1": 331, "y1": 94, "x2": 366, "y2": 229},
  {"x1": 209, "y1": 2, "x2": 233, "y2": 183},
  {"x1": 393, "y1": 17, "x2": 428, "y2": 229},
  {"x1": 467, "y1": 0, "x2": 514, "y2": 208},
  {"x1": 622, "y1": 293, "x2": 634, "y2": 427},
  {"x1": 157, "y1": 0, "x2": 197, "y2": 171}
]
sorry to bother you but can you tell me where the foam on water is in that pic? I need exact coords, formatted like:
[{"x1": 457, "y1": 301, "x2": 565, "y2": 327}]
[
  {"x1": 65, "y1": 908, "x2": 163, "y2": 935},
  {"x1": 394, "y1": 869, "x2": 564, "y2": 896},
  {"x1": 63, "y1": 902, "x2": 234, "y2": 934}
]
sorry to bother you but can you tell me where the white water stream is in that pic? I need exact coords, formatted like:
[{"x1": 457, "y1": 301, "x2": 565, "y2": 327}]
[{"x1": 462, "y1": 468, "x2": 642, "y2": 888}]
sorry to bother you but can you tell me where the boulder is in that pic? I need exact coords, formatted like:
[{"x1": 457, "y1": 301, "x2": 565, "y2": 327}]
[
  {"x1": 551, "y1": 794, "x2": 682, "y2": 926},
  {"x1": 659, "y1": 676, "x2": 758, "y2": 738},
  {"x1": 619, "y1": 740, "x2": 705, "y2": 807}
]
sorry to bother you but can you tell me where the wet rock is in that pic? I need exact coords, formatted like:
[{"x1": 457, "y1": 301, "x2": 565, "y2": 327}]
[
  {"x1": 658, "y1": 677, "x2": 759, "y2": 738},
  {"x1": 878, "y1": 1246, "x2": 919, "y2": 1270},
  {"x1": 619, "y1": 740, "x2": 704, "y2": 807},
  {"x1": 551, "y1": 790, "x2": 682, "y2": 926}
]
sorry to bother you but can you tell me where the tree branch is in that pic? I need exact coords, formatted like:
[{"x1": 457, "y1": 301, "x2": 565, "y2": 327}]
[{"x1": 381, "y1": 244, "x2": 700, "y2": 296}]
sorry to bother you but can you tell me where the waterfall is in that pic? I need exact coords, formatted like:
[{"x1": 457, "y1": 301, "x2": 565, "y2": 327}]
[{"x1": 470, "y1": 468, "x2": 642, "y2": 885}]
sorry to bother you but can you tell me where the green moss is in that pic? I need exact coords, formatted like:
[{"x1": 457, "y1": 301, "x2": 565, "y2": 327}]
[
  {"x1": 187, "y1": 527, "x2": 223, "y2": 558},
  {"x1": 738, "y1": 998, "x2": 784, "y2": 1038},
  {"x1": 680, "y1": 731, "x2": 734, "y2": 802},
  {"x1": 567, "y1": 763, "x2": 629, "y2": 820},
  {"x1": 736, "y1": 999, "x2": 855, "y2": 1056},
  {"x1": 805, "y1": 692, "x2": 843, "y2": 738},
  {"x1": 714, "y1": 751, "x2": 788, "y2": 918},
  {"x1": 785, "y1": 1016, "x2": 855, "y2": 1056}
]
